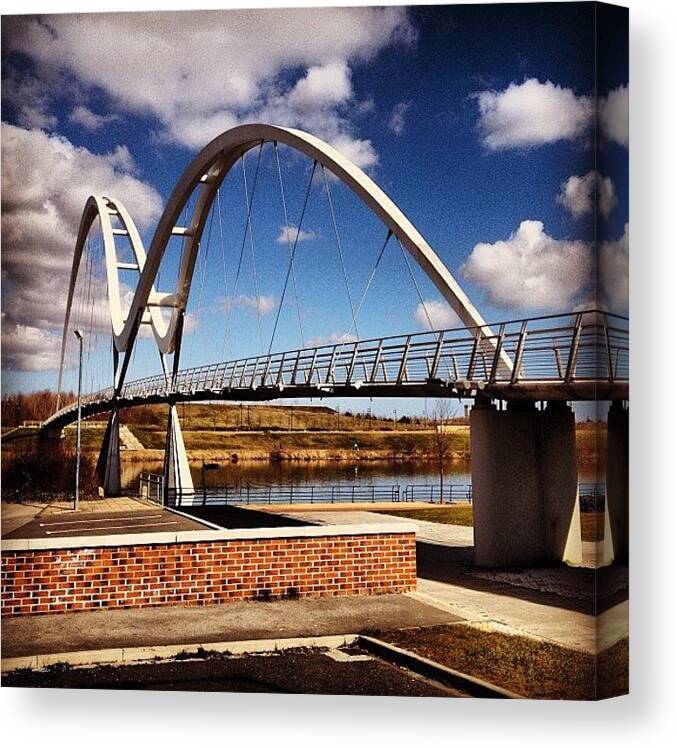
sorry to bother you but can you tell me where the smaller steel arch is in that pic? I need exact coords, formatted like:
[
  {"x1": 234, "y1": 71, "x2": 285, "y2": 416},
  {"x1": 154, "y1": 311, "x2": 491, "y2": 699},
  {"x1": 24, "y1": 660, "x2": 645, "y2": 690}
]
[{"x1": 56, "y1": 196, "x2": 165, "y2": 400}]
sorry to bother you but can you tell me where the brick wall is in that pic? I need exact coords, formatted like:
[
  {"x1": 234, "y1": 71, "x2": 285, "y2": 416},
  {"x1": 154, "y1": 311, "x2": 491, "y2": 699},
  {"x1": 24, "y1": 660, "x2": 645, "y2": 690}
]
[{"x1": 1, "y1": 531, "x2": 416, "y2": 617}]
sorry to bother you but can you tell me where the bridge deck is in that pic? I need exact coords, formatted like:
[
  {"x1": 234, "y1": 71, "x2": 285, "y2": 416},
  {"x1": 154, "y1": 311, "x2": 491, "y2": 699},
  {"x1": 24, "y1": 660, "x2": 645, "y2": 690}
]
[{"x1": 44, "y1": 310, "x2": 628, "y2": 431}]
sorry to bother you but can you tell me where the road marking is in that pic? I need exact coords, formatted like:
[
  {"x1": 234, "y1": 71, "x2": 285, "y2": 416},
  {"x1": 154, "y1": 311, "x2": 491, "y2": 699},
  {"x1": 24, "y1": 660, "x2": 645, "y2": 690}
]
[
  {"x1": 40, "y1": 514, "x2": 165, "y2": 527},
  {"x1": 44, "y1": 521, "x2": 178, "y2": 534}
]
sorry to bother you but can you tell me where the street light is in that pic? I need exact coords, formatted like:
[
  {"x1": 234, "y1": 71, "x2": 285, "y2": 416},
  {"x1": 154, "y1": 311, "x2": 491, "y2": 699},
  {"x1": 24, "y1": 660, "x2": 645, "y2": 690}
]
[{"x1": 73, "y1": 329, "x2": 84, "y2": 512}]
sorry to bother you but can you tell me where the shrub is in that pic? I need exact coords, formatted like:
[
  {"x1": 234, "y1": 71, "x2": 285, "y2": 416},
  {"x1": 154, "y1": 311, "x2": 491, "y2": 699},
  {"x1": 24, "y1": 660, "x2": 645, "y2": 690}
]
[{"x1": 1, "y1": 443, "x2": 97, "y2": 502}]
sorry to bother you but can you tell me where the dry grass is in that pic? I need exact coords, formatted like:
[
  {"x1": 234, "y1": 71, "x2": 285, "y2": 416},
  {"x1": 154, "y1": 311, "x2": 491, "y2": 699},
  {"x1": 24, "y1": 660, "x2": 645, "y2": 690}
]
[
  {"x1": 377, "y1": 505, "x2": 474, "y2": 526},
  {"x1": 374, "y1": 623, "x2": 628, "y2": 700}
]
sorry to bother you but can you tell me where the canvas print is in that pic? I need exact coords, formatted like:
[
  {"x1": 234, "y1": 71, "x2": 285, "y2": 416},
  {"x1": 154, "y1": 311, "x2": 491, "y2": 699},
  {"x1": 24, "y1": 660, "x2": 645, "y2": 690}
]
[{"x1": 0, "y1": 3, "x2": 628, "y2": 700}]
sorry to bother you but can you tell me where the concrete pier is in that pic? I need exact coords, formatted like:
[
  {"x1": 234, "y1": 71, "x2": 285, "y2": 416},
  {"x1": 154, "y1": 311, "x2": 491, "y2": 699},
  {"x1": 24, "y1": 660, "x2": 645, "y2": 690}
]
[
  {"x1": 471, "y1": 400, "x2": 581, "y2": 568},
  {"x1": 163, "y1": 404, "x2": 194, "y2": 504},
  {"x1": 606, "y1": 401, "x2": 629, "y2": 562},
  {"x1": 96, "y1": 409, "x2": 121, "y2": 497}
]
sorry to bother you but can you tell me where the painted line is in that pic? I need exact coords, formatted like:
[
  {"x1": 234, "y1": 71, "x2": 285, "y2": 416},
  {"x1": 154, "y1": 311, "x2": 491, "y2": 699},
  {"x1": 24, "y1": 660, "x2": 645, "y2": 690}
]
[
  {"x1": 39, "y1": 514, "x2": 166, "y2": 527},
  {"x1": 45, "y1": 521, "x2": 178, "y2": 535}
]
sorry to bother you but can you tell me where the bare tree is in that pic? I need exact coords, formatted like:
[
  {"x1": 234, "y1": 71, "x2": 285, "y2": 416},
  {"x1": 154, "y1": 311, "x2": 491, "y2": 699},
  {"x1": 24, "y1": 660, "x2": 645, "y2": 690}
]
[{"x1": 427, "y1": 399, "x2": 459, "y2": 503}]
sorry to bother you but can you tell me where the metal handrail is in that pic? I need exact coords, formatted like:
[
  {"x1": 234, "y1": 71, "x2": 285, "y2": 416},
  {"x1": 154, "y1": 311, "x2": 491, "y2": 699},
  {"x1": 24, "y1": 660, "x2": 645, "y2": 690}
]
[{"x1": 48, "y1": 310, "x2": 628, "y2": 425}]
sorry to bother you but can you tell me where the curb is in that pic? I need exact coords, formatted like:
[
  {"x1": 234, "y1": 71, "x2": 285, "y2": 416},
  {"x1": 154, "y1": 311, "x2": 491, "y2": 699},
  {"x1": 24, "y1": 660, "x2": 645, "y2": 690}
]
[
  {"x1": 357, "y1": 635, "x2": 522, "y2": 699},
  {"x1": 1, "y1": 634, "x2": 357, "y2": 674},
  {"x1": 2, "y1": 634, "x2": 521, "y2": 699}
]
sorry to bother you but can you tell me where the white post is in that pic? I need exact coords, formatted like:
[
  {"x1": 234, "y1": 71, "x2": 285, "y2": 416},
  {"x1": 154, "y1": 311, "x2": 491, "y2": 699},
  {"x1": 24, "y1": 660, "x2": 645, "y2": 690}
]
[{"x1": 74, "y1": 329, "x2": 84, "y2": 511}]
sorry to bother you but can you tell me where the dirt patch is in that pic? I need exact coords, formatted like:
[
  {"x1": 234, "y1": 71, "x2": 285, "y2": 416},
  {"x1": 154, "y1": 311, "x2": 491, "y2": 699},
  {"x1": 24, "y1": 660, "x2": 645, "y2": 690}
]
[{"x1": 370, "y1": 623, "x2": 628, "y2": 700}]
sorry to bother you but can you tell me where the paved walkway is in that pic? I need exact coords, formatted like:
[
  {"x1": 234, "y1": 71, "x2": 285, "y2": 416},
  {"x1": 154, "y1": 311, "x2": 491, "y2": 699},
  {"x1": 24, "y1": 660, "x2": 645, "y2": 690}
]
[
  {"x1": 1, "y1": 498, "x2": 155, "y2": 535},
  {"x1": 270, "y1": 508, "x2": 474, "y2": 547},
  {"x1": 1, "y1": 593, "x2": 459, "y2": 659},
  {"x1": 269, "y1": 507, "x2": 628, "y2": 654}
]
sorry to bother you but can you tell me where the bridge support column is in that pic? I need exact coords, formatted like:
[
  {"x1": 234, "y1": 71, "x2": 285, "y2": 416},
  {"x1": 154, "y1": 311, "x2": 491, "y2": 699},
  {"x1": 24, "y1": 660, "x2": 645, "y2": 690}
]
[
  {"x1": 163, "y1": 404, "x2": 194, "y2": 506},
  {"x1": 96, "y1": 409, "x2": 121, "y2": 497},
  {"x1": 471, "y1": 400, "x2": 581, "y2": 568},
  {"x1": 606, "y1": 401, "x2": 629, "y2": 562}
]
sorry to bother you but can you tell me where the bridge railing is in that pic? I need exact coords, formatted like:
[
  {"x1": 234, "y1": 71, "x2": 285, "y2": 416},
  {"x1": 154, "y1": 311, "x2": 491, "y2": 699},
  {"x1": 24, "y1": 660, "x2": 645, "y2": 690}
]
[{"x1": 48, "y1": 309, "x2": 628, "y2": 424}]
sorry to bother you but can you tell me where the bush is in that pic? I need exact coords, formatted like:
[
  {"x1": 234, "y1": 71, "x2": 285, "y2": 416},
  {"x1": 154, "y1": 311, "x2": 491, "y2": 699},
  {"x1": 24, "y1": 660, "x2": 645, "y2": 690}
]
[{"x1": 1, "y1": 443, "x2": 98, "y2": 502}]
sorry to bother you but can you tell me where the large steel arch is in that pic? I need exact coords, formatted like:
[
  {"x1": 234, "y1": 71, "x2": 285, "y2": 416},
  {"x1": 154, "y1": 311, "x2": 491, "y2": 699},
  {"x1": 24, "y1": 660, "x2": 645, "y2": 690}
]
[{"x1": 60, "y1": 123, "x2": 507, "y2": 397}]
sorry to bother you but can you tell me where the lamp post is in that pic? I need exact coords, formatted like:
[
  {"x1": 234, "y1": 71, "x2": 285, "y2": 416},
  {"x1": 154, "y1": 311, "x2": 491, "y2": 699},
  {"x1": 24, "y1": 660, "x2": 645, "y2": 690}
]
[{"x1": 73, "y1": 329, "x2": 84, "y2": 511}]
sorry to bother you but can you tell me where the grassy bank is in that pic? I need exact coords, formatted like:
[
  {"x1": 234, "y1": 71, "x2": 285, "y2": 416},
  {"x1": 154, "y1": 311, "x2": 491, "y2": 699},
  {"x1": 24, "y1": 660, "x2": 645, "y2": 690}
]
[{"x1": 372, "y1": 623, "x2": 628, "y2": 700}]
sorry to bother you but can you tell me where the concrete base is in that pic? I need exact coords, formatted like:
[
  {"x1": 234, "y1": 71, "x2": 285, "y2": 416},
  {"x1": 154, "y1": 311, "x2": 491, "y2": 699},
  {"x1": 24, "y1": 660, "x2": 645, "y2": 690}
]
[
  {"x1": 163, "y1": 404, "x2": 195, "y2": 504},
  {"x1": 471, "y1": 401, "x2": 582, "y2": 568},
  {"x1": 96, "y1": 410, "x2": 121, "y2": 497},
  {"x1": 606, "y1": 401, "x2": 629, "y2": 562}
]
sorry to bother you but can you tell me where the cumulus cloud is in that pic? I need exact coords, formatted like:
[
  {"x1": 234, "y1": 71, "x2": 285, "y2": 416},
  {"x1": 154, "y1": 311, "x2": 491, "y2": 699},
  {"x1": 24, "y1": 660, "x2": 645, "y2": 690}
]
[
  {"x1": 0, "y1": 318, "x2": 62, "y2": 372},
  {"x1": 276, "y1": 225, "x2": 318, "y2": 245},
  {"x1": 599, "y1": 223, "x2": 629, "y2": 313},
  {"x1": 474, "y1": 78, "x2": 593, "y2": 150},
  {"x1": 413, "y1": 299, "x2": 461, "y2": 330},
  {"x1": 388, "y1": 101, "x2": 411, "y2": 135},
  {"x1": 599, "y1": 85, "x2": 628, "y2": 148},
  {"x1": 1, "y1": 123, "x2": 163, "y2": 371},
  {"x1": 4, "y1": 8, "x2": 415, "y2": 167},
  {"x1": 306, "y1": 331, "x2": 356, "y2": 348},
  {"x1": 68, "y1": 105, "x2": 119, "y2": 131},
  {"x1": 224, "y1": 294, "x2": 277, "y2": 316},
  {"x1": 557, "y1": 171, "x2": 617, "y2": 218},
  {"x1": 460, "y1": 220, "x2": 591, "y2": 310}
]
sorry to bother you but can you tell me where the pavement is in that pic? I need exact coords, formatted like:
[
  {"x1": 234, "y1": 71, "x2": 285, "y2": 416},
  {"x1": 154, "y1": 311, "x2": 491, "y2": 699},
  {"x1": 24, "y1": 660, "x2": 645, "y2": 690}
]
[
  {"x1": 269, "y1": 507, "x2": 474, "y2": 547},
  {"x1": 2, "y1": 507, "x2": 211, "y2": 539},
  {"x1": 1, "y1": 593, "x2": 460, "y2": 659}
]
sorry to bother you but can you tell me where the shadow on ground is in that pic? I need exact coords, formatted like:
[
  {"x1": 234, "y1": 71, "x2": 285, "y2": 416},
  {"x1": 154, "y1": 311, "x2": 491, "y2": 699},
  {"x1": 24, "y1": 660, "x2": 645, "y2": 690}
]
[{"x1": 416, "y1": 542, "x2": 629, "y2": 616}]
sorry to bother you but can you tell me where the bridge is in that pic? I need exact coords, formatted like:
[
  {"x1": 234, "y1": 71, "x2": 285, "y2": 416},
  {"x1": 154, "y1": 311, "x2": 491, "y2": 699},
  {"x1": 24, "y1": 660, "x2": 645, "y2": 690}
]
[{"x1": 43, "y1": 123, "x2": 628, "y2": 569}]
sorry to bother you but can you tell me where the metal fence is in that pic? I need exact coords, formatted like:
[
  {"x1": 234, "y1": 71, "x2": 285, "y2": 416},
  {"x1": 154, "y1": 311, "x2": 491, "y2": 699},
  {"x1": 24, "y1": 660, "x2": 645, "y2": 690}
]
[
  {"x1": 138, "y1": 472, "x2": 164, "y2": 505},
  {"x1": 403, "y1": 484, "x2": 473, "y2": 503},
  {"x1": 139, "y1": 474, "x2": 606, "y2": 509}
]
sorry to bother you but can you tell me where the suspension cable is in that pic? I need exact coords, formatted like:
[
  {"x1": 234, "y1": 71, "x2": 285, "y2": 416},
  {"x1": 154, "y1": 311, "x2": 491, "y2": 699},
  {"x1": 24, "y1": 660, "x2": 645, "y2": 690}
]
[
  {"x1": 321, "y1": 164, "x2": 359, "y2": 341},
  {"x1": 222, "y1": 141, "x2": 264, "y2": 356},
  {"x1": 241, "y1": 153, "x2": 264, "y2": 353},
  {"x1": 345, "y1": 228, "x2": 393, "y2": 339},
  {"x1": 268, "y1": 159, "x2": 317, "y2": 355},
  {"x1": 274, "y1": 141, "x2": 305, "y2": 346},
  {"x1": 396, "y1": 236, "x2": 435, "y2": 331}
]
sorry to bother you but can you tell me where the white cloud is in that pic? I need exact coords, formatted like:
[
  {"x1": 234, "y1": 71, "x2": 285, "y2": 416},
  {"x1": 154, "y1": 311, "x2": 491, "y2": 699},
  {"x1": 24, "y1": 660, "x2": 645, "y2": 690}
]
[
  {"x1": 69, "y1": 105, "x2": 118, "y2": 131},
  {"x1": 1, "y1": 123, "x2": 163, "y2": 371},
  {"x1": 224, "y1": 294, "x2": 277, "y2": 316},
  {"x1": 460, "y1": 220, "x2": 591, "y2": 310},
  {"x1": 599, "y1": 223, "x2": 629, "y2": 313},
  {"x1": 599, "y1": 85, "x2": 628, "y2": 148},
  {"x1": 557, "y1": 171, "x2": 617, "y2": 219},
  {"x1": 0, "y1": 317, "x2": 62, "y2": 371},
  {"x1": 413, "y1": 300, "x2": 461, "y2": 330},
  {"x1": 5, "y1": 8, "x2": 414, "y2": 167},
  {"x1": 475, "y1": 78, "x2": 593, "y2": 150},
  {"x1": 276, "y1": 225, "x2": 318, "y2": 245},
  {"x1": 388, "y1": 101, "x2": 411, "y2": 135},
  {"x1": 306, "y1": 331, "x2": 356, "y2": 348}
]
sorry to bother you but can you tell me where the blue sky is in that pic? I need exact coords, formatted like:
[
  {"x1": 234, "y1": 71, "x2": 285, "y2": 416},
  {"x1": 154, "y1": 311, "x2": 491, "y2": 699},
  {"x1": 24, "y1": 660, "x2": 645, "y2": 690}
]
[{"x1": 1, "y1": 2, "x2": 628, "y2": 416}]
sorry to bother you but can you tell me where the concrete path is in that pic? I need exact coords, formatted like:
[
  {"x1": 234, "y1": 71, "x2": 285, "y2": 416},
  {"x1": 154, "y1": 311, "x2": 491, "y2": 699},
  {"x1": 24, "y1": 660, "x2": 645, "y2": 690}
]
[
  {"x1": 270, "y1": 507, "x2": 627, "y2": 654},
  {"x1": 1, "y1": 498, "x2": 155, "y2": 535},
  {"x1": 1, "y1": 593, "x2": 460, "y2": 659},
  {"x1": 272, "y1": 508, "x2": 474, "y2": 547}
]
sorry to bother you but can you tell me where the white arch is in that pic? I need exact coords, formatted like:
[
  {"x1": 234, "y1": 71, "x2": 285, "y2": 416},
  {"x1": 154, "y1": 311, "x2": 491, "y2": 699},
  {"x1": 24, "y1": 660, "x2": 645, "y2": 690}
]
[{"x1": 60, "y1": 123, "x2": 508, "y2": 395}]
